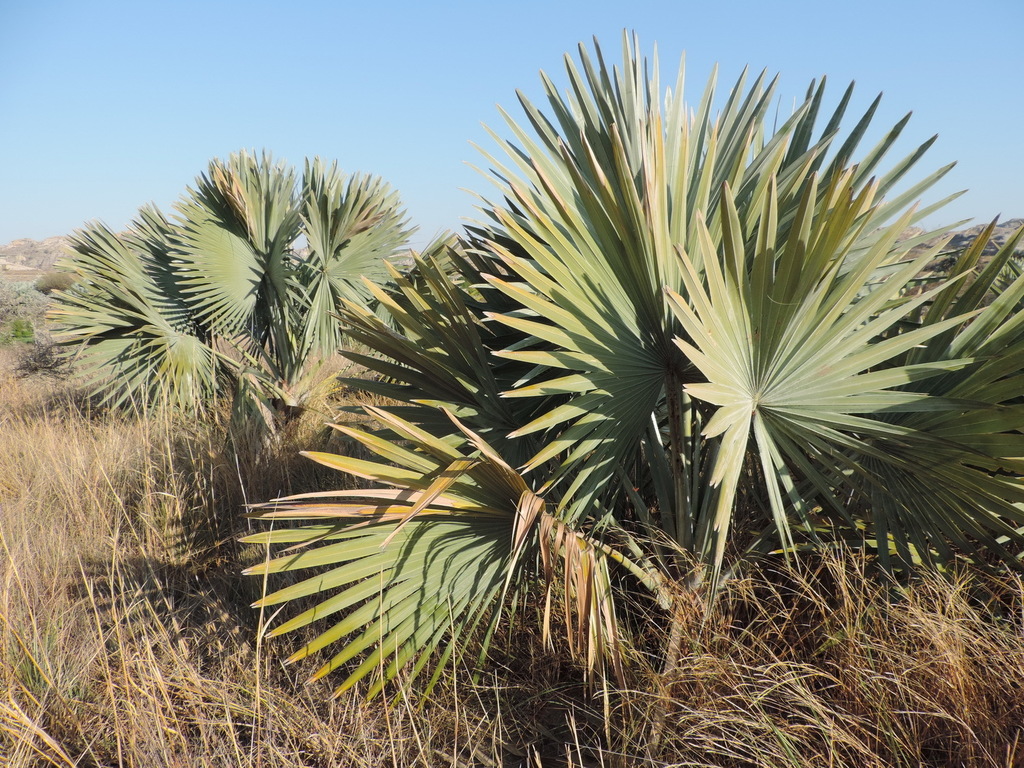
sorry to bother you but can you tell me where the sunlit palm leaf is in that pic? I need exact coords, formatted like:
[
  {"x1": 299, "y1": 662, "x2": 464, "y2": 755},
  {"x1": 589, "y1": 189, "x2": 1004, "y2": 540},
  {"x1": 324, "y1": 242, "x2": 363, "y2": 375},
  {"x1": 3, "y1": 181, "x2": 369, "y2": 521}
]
[
  {"x1": 300, "y1": 158, "x2": 413, "y2": 357},
  {"x1": 245, "y1": 410, "x2": 636, "y2": 696},
  {"x1": 174, "y1": 151, "x2": 301, "y2": 342},
  {"x1": 51, "y1": 222, "x2": 219, "y2": 409},
  {"x1": 476, "y1": 34, "x2": 953, "y2": 535},
  {"x1": 667, "y1": 180, "x2": 1024, "y2": 582}
]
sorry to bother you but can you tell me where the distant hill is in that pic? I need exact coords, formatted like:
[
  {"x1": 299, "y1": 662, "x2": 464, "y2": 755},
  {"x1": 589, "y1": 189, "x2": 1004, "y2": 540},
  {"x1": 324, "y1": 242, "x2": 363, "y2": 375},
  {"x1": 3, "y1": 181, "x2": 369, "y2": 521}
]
[
  {"x1": 903, "y1": 218, "x2": 1024, "y2": 258},
  {"x1": 1, "y1": 219, "x2": 1021, "y2": 277},
  {"x1": 946, "y1": 219, "x2": 1024, "y2": 255},
  {"x1": 0, "y1": 236, "x2": 70, "y2": 274}
]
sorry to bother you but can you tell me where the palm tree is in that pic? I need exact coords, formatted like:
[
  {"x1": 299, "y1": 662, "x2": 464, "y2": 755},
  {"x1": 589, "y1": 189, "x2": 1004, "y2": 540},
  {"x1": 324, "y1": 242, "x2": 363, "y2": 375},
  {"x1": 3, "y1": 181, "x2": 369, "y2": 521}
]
[
  {"x1": 51, "y1": 151, "x2": 413, "y2": 433},
  {"x1": 246, "y1": 35, "x2": 1024, "y2": 695}
]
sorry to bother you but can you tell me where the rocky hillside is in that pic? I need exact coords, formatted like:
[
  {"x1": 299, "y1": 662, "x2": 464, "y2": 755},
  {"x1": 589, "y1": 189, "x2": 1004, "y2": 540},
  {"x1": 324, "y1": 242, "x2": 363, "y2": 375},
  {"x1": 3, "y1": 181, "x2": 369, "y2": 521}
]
[
  {"x1": 905, "y1": 218, "x2": 1024, "y2": 258},
  {"x1": 946, "y1": 219, "x2": 1024, "y2": 255},
  {"x1": 0, "y1": 236, "x2": 70, "y2": 274}
]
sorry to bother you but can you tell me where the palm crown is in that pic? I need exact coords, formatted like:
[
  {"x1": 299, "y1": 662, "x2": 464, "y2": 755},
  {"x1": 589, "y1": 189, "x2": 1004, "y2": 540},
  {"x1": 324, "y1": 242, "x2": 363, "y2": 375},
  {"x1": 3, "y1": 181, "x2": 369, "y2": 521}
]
[
  {"x1": 51, "y1": 151, "x2": 413, "y2": 431},
  {"x1": 247, "y1": 35, "x2": 1024, "y2": 696}
]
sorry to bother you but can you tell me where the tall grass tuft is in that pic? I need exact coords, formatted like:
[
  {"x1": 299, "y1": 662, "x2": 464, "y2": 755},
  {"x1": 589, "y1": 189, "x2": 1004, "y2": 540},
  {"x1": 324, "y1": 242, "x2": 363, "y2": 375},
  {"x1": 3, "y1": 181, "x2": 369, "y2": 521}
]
[{"x1": 626, "y1": 555, "x2": 1024, "y2": 767}]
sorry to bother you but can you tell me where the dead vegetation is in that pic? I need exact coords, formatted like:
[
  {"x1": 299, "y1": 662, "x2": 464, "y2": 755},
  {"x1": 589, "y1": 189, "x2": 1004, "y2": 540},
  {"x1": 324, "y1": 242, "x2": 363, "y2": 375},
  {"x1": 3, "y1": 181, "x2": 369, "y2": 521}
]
[{"x1": 3, "y1": 352, "x2": 1024, "y2": 767}]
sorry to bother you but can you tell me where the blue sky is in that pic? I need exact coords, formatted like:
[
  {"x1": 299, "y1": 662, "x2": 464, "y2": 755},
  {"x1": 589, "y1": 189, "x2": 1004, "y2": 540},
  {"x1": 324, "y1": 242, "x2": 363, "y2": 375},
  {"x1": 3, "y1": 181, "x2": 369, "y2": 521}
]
[{"x1": 1, "y1": 0, "x2": 1021, "y2": 248}]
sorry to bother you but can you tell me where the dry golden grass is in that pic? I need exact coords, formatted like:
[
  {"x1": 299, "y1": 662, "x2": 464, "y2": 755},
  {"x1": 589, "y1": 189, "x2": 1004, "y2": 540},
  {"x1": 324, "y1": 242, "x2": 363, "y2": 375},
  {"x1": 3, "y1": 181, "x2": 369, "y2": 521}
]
[
  {"x1": 624, "y1": 556, "x2": 1024, "y2": 767},
  {"x1": 0, "y1": 354, "x2": 512, "y2": 767},
  {"x1": 3, "y1": 348, "x2": 1024, "y2": 767}
]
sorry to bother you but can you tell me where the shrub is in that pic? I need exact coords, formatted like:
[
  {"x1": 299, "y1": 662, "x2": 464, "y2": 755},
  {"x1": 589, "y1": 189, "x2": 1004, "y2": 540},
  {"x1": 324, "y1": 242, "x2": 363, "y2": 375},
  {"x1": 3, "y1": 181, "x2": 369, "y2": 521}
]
[
  {"x1": 50, "y1": 151, "x2": 413, "y2": 436},
  {"x1": 0, "y1": 278, "x2": 47, "y2": 326},
  {"x1": 15, "y1": 333, "x2": 73, "y2": 380},
  {"x1": 33, "y1": 271, "x2": 76, "y2": 294},
  {"x1": 245, "y1": 34, "x2": 1024, "y2": 699}
]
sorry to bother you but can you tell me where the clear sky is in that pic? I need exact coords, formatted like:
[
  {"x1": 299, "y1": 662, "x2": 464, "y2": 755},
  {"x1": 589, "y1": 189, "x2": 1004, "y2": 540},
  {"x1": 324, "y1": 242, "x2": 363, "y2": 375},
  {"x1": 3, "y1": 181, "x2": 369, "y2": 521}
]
[{"x1": 1, "y1": 0, "x2": 1021, "y2": 249}]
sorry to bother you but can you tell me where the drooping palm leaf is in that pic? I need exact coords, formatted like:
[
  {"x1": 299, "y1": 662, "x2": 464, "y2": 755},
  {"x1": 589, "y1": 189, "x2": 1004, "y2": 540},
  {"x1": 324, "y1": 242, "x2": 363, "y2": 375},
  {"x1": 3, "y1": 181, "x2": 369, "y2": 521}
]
[{"x1": 245, "y1": 409, "x2": 638, "y2": 696}]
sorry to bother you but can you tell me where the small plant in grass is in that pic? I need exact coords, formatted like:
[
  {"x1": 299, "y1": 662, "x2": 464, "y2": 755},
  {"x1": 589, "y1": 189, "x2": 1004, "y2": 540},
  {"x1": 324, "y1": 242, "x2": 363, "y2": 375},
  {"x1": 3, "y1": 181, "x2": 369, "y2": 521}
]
[
  {"x1": 9, "y1": 318, "x2": 33, "y2": 343},
  {"x1": 1, "y1": 318, "x2": 36, "y2": 346}
]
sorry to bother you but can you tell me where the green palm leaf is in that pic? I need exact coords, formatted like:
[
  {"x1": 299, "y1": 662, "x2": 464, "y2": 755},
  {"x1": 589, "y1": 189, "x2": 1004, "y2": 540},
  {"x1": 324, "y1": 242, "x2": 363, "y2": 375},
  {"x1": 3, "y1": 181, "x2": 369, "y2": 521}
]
[
  {"x1": 339, "y1": 236, "x2": 546, "y2": 467},
  {"x1": 174, "y1": 151, "x2": 302, "y2": 342},
  {"x1": 300, "y1": 158, "x2": 413, "y2": 358},
  {"x1": 668, "y1": 180, "x2": 1024, "y2": 582},
  {"x1": 51, "y1": 222, "x2": 219, "y2": 410},
  {"x1": 476, "y1": 34, "x2": 952, "y2": 536},
  {"x1": 51, "y1": 150, "x2": 411, "y2": 426},
  {"x1": 245, "y1": 410, "x2": 637, "y2": 696}
]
